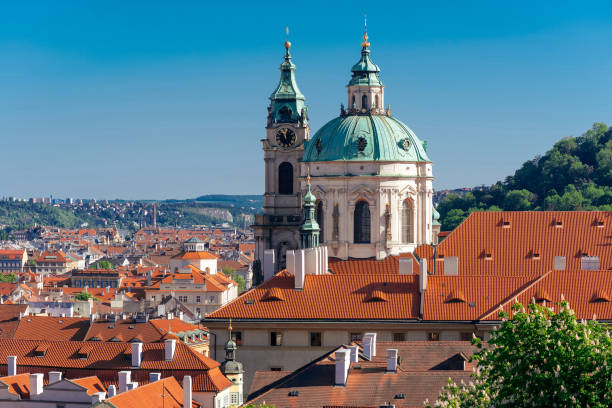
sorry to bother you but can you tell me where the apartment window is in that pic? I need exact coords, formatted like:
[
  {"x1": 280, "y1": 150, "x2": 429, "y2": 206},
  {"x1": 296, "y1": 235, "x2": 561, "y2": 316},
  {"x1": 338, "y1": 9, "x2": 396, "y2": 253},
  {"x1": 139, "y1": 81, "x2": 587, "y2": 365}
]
[
  {"x1": 196, "y1": 296, "x2": 201, "y2": 303},
  {"x1": 196, "y1": 308, "x2": 201, "y2": 315},
  {"x1": 232, "y1": 331, "x2": 242, "y2": 346},
  {"x1": 427, "y1": 332, "x2": 440, "y2": 341},
  {"x1": 392, "y1": 332, "x2": 406, "y2": 342},
  {"x1": 350, "y1": 332, "x2": 363, "y2": 342},
  {"x1": 270, "y1": 331, "x2": 282, "y2": 346},
  {"x1": 231, "y1": 392, "x2": 239, "y2": 405},
  {"x1": 460, "y1": 332, "x2": 473, "y2": 341},
  {"x1": 151, "y1": 295, "x2": 156, "y2": 301},
  {"x1": 310, "y1": 332, "x2": 322, "y2": 347}
]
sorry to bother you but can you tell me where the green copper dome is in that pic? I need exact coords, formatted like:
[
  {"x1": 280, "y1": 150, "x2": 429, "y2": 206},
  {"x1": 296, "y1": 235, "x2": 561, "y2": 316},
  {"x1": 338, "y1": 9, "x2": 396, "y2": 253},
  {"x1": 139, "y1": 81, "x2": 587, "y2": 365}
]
[
  {"x1": 348, "y1": 48, "x2": 383, "y2": 87},
  {"x1": 303, "y1": 114, "x2": 430, "y2": 162}
]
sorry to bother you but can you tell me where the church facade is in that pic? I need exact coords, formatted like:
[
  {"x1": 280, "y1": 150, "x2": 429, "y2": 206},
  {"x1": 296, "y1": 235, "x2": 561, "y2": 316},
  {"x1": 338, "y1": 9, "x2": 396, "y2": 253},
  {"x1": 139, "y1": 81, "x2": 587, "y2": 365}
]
[{"x1": 253, "y1": 28, "x2": 436, "y2": 269}]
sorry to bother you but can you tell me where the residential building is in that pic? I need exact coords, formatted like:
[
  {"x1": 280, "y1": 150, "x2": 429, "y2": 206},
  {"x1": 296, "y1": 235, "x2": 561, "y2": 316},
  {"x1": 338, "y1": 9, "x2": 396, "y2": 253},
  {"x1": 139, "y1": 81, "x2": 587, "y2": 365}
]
[{"x1": 0, "y1": 249, "x2": 27, "y2": 273}]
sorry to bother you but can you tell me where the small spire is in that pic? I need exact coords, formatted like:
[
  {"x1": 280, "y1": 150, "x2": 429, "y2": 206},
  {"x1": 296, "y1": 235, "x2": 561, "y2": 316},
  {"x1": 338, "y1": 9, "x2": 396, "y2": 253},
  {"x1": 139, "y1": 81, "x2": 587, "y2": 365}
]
[
  {"x1": 284, "y1": 25, "x2": 291, "y2": 52},
  {"x1": 228, "y1": 318, "x2": 233, "y2": 333},
  {"x1": 306, "y1": 166, "x2": 311, "y2": 185},
  {"x1": 361, "y1": 14, "x2": 370, "y2": 49}
]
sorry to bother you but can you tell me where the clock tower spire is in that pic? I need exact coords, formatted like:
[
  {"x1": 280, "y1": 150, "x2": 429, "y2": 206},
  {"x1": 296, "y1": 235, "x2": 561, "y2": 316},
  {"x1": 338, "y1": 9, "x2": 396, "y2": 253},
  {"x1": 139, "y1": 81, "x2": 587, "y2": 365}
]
[{"x1": 253, "y1": 28, "x2": 310, "y2": 282}]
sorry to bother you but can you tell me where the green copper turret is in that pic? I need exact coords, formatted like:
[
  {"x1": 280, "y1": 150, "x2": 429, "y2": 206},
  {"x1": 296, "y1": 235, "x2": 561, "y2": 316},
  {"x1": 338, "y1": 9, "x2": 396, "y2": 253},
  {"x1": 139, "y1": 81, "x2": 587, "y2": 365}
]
[
  {"x1": 300, "y1": 173, "x2": 320, "y2": 248},
  {"x1": 267, "y1": 29, "x2": 307, "y2": 126}
]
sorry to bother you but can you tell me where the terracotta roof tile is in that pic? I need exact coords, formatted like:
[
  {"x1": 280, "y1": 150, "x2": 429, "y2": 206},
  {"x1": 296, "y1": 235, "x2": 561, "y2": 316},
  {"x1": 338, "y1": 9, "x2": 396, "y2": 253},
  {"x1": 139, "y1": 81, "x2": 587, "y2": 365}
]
[
  {"x1": 70, "y1": 376, "x2": 106, "y2": 395},
  {"x1": 101, "y1": 376, "x2": 200, "y2": 408},
  {"x1": 0, "y1": 373, "x2": 30, "y2": 398}
]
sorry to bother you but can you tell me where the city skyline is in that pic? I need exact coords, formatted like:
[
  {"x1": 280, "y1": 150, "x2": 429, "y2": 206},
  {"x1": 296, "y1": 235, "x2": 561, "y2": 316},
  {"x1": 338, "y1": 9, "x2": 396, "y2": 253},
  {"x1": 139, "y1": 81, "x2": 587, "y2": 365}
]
[{"x1": 2, "y1": 1, "x2": 612, "y2": 199}]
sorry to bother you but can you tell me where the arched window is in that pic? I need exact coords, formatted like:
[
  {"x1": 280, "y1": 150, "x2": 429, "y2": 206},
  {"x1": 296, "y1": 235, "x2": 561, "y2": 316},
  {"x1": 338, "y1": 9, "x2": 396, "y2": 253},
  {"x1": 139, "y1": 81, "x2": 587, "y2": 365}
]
[
  {"x1": 361, "y1": 95, "x2": 368, "y2": 109},
  {"x1": 375, "y1": 95, "x2": 379, "y2": 108},
  {"x1": 402, "y1": 199, "x2": 414, "y2": 243},
  {"x1": 316, "y1": 201, "x2": 324, "y2": 243},
  {"x1": 278, "y1": 162, "x2": 293, "y2": 195},
  {"x1": 351, "y1": 95, "x2": 356, "y2": 108},
  {"x1": 354, "y1": 201, "x2": 371, "y2": 244}
]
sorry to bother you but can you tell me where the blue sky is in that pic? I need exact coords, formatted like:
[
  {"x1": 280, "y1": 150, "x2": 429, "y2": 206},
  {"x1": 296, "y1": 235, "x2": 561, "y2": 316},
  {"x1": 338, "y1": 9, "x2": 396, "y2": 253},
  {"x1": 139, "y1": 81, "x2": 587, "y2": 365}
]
[{"x1": 1, "y1": 1, "x2": 611, "y2": 199}]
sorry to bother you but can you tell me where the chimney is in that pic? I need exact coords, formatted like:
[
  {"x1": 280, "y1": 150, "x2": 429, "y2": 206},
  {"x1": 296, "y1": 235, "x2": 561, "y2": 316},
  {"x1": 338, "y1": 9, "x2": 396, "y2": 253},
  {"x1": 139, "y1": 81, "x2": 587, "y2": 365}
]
[
  {"x1": 178, "y1": 311, "x2": 184, "y2": 321},
  {"x1": 294, "y1": 250, "x2": 305, "y2": 290},
  {"x1": 386, "y1": 349, "x2": 398, "y2": 372},
  {"x1": 286, "y1": 250, "x2": 295, "y2": 276},
  {"x1": 89, "y1": 313, "x2": 96, "y2": 325},
  {"x1": 91, "y1": 392, "x2": 106, "y2": 403},
  {"x1": 305, "y1": 247, "x2": 319, "y2": 275},
  {"x1": 18, "y1": 312, "x2": 23, "y2": 321},
  {"x1": 419, "y1": 258, "x2": 427, "y2": 317},
  {"x1": 131, "y1": 342, "x2": 142, "y2": 367},
  {"x1": 107, "y1": 385, "x2": 117, "y2": 397},
  {"x1": 335, "y1": 349, "x2": 350, "y2": 386},
  {"x1": 348, "y1": 345, "x2": 359, "y2": 363},
  {"x1": 118, "y1": 371, "x2": 131, "y2": 393},
  {"x1": 30, "y1": 373, "x2": 44, "y2": 397},
  {"x1": 7, "y1": 356, "x2": 17, "y2": 376},
  {"x1": 419, "y1": 259, "x2": 427, "y2": 291},
  {"x1": 167, "y1": 312, "x2": 173, "y2": 320},
  {"x1": 126, "y1": 382, "x2": 138, "y2": 391},
  {"x1": 183, "y1": 375, "x2": 192, "y2": 408},
  {"x1": 149, "y1": 372, "x2": 161, "y2": 383},
  {"x1": 48, "y1": 371, "x2": 62, "y2": 384},
  {"x1": 364, "y1": 332, "x2": 377, "y2": 358},
  {"x1": 165, "y1": 339, "x2": 176, "y2": 361},
  {"x1": 147, "y1": 270, "x2": 152, "y2": 287},
  {"x1": 399, "y1": 257, "x2": 413, "y2": 275},
  {"x1": 263, "y1": 249, "x2": 275, "y2": 281}
]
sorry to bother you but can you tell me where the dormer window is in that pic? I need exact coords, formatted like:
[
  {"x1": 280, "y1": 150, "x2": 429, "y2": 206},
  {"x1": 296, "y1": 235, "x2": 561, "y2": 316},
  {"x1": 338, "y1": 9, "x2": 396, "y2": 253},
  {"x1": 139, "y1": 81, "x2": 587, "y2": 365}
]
[
  {"x1": 555, "y1": 220, "x2": 563, "y2": 228},
  {"x1": 502, "y1": 220, "x2": 511, "y2": 228},
  {"x1": 532, "y1": 251, "x2": 540, "y2": 259},
  {"x1": 595, "y1": 220, "x2": 605, "y2": 227},
  {"x1": 484, "y1": 251, "x2": 493, "y2": 260}
]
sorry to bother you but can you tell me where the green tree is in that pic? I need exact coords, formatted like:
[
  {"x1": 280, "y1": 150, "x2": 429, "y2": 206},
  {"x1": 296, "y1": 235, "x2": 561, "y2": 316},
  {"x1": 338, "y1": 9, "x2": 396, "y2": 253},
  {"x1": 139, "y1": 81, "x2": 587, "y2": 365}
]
[
  {"x1": 222, "y1": 267, "x2": 246, "y2": 293},
  {"x1": 0, "y1": 273, "x2": 17, "y2": 283},
  {"x1": 90, "y1": 260, "x2": 114, "y2": 270},
  {"x1": 427, "y1": 301, "x2": 612, "y2": 407},
  {"x1": 502, "y1": 189, "x2": 535, "y2": 211},
  {"x1": 74, "y1": 292, "x2": 99, "y2": 301}
]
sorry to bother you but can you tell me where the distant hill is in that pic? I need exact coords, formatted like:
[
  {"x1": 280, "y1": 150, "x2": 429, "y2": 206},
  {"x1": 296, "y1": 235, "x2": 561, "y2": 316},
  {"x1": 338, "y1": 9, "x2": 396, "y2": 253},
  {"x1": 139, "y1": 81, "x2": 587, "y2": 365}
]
[{"x1": 437, "y1": 123, "x2": 612, "y2": 231}]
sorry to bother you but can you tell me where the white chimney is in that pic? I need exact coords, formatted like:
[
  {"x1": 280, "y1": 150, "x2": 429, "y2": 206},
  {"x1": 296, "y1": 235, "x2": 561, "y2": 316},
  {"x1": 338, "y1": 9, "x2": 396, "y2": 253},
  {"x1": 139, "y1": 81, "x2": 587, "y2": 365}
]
[
  {"x1": 419, "y1": 259, "x2": 427, "y2": 292},
  {"x1": 183, "y1": 375, "x2": 192, "y2": 408},
  {"x1": 149, "y1": 372, "x2": 161, "y2": 382},
  {"x1": 348, "y1": 345, "x2": 359, "y2": 363},
  {"x1": 165, "y1": 339, "x2": 176, "y2": 361},
  {"x1": 167, "y1": 312, "x2": 173, "y2": 320},
  {"x1": 304, "y1": 247, "x2": 319, "y2": 275},
  {"x1": 131, "y1": 342, "x2": 142, "y2": 367},
  {"x1": 107, "y1": 385, "x2": 117, "y2": 397},
  {"x1": 286, "y1": 250, "x2": 296, "y2": 276},
  {"x1": 386, "y1": 349, "x2": 398, "y2": 372},
  {"x1": 126, "y1": 382, "x2": 138, "y2": 391},
  {"x1": 399, "y1": 257, "x2": 413, "y2": 275},
  {"x1": 7, "y1": 356, "x2": 16, "y2": 376},
  {"x1": 364, "y1": 332, "x2": 377, "y2": 357},
  {"x1": 29, "y1": 373, "x2": 44, "y2": 397},
  {"x1": 48, "y1": 371, "x2": 62, "y2": 384},
  {"x1": 118, "y1": 371, "x2": 131, "y2": 393},
  {"x1": 263, "y1": 249, "x2": 275, "y2": 281},
  {"x1": 334, "y1": 349, "x2": 350, "y2": 386},
  {"x1": 178, "y1": 311, "x2": 184, "y2": 321},
  {"x1": 91, "y1": 392, "x2": 106, "y2": 403},
  {"x1": 294, "y1": 250, "x2": 305, "y2": 290}
]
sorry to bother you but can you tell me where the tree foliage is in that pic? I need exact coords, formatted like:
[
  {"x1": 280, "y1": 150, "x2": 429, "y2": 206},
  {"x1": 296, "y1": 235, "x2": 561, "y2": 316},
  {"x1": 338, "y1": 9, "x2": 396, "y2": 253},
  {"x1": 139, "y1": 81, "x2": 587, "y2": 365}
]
[
  {"x1": 74, "y1": 291, "x2": 99, "y2": 301},
  {"x1": 427, "y1": 301, "x2": 612, "y2": 407},
  {"x1": 90, "y1": 260, "x2": 114, "y2": 270},
  {"x1": 437, "y1": 123, "x2": 612, "y2": 230},
  {"x1": 0, "y1": 273, "x2": 17, "y2": 283},
  {"x1": 222, "y1": 267, "x2": 246, "y2": 293}
]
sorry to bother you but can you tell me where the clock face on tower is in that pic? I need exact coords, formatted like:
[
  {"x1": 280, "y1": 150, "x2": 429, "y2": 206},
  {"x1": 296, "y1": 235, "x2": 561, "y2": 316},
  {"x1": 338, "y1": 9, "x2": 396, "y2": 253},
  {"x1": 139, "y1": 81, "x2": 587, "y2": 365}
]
[{"x1": 275, "y1": 128, "x2": 296, "y2": 148}]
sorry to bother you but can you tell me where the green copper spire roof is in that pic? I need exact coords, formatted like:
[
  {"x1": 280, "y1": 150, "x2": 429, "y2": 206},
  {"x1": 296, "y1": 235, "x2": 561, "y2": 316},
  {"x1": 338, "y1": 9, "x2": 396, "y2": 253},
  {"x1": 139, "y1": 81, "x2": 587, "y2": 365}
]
[
  {"x1": 268, "y1": 28, "x2": 307, "y2": 125},
  {"x1": 347, "y1": 21, "x2": 383, "y2": 87},
  {"x1": 300, "y1": 171, "x2": 320, "y2": 249}
]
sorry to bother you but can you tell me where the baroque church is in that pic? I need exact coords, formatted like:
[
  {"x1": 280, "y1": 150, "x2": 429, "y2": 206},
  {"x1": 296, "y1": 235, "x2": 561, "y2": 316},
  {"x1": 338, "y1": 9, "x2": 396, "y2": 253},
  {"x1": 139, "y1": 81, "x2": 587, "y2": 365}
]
[{"x1": 253, "y1": 26, "x2": 439, "y2": 274}]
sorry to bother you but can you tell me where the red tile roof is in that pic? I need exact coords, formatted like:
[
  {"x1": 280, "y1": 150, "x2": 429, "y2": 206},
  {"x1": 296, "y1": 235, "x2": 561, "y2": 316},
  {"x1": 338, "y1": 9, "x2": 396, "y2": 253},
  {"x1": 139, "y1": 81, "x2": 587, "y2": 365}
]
[
  {"x1": 0, "y1": 373, "x2": 30, "y2": 398},
  {"x1": 70, "y1": 375, "x2": 107, "y2": 395},
  {"x1": 13, "y1": 316, "x2": 90, "y2": 341},
  {"x1": 103, "y1": 376, "x2": 201, "y2": 408},
  {"x1": 0, "y1": 339, "x2": 231, "y2": 393},
  {"x1": 171, "y1": 251, "x2": 217, "y2": 260},
  {"x1": 207, "y1": 272, "x2": 420, "y2": 321},
  {"x1": 418, "y1": 211, "x2": 612, "y2": 275}
]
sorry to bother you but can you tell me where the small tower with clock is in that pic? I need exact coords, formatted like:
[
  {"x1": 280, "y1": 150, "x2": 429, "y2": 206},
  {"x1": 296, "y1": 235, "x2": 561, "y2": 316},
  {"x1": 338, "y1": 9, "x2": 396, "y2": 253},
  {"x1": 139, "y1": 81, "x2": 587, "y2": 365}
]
[{"x1": 253, "y1": 29, "x2": 309, "y2": 278}]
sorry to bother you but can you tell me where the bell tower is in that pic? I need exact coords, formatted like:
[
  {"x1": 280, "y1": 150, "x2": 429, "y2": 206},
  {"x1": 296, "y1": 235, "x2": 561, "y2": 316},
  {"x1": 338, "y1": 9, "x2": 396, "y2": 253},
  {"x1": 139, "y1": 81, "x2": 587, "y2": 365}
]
[{"x1": 253, "y1": 28, "x2": 309, "y2": 280}]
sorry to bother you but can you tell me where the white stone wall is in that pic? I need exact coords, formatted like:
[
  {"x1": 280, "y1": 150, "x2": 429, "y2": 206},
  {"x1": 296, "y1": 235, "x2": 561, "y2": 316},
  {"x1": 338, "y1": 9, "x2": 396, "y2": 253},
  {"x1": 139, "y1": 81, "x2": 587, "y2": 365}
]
[{"x1": 301, "y1": 161, "x2": 433, "y2": 260}]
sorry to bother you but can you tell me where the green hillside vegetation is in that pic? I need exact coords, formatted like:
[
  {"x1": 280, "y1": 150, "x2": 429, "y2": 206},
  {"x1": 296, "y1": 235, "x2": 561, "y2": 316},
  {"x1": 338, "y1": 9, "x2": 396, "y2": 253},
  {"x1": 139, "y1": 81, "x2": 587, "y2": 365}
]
[
  {"x1": 0, "y1": 201, "x2": 99, "y2": 229},
  {"x1": 438, "y1": 123, "x2": 612, "y2": 231}
]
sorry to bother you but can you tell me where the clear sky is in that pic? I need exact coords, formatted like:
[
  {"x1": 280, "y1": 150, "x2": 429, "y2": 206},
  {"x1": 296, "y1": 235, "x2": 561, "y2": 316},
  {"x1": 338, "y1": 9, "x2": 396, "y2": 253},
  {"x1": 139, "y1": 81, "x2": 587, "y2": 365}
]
[{"x1": 1, "y1": 1, "x2": 611, "y2": 200}]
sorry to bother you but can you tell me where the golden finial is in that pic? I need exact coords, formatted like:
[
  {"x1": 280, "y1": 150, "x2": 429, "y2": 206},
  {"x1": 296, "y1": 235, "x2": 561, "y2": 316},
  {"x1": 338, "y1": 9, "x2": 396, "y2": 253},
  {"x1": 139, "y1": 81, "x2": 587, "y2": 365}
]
[
  {"x1": 361, "y1": 14, "x2": 370, "y2": 48},
  {"x1": 228, "y1": 318, "x2": 233, "y2": 333},
  {"x1": 306, "y1": 166, "x2": 311, "y2": 184},
  {"x1": 284, "y1": 25, "x2": 291, "y2": 50}
]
